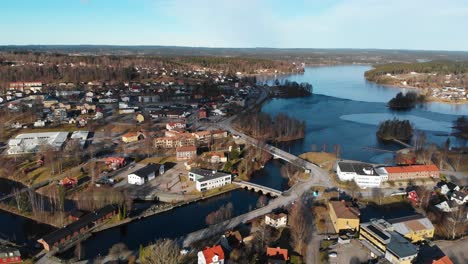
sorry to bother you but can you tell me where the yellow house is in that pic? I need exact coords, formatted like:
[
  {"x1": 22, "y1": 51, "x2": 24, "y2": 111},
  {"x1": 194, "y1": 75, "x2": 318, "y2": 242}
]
[
  {"x1": 389, "y1": 215, "x2": 435, "y2": 243},
  {"x1": 328, "y1": 200, "x2": 360, "y2": 233},
  {"x1": 122, "y1": 132, "x2": 141, "y2": 143},
  {"x1": 135, "y1": 113, "x2": 145, "y2": 123}
]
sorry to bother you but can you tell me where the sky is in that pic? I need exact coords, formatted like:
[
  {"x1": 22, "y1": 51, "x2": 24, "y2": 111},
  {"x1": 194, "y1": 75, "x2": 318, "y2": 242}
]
[{"x1": 1, "y1": 0, "x2": 468, "y2": 50}]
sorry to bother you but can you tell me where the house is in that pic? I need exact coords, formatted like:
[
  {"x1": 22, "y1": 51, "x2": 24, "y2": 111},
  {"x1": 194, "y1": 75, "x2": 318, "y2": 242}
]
[
  {"x1": 384, "y1": 165, "x2": 440, "y2": 181},
  {"x1": 166, "y1": 121, "x2": 186, "y2": 131},
  {"x1": 38, "y1": 205, "x2": 117, "y2": 251},
  {"x1": 122, "y1": 132, "x2": 144, "y2": 143},
  {"x1": 0, "y1": 246, "x2": 22, "y2": 263},
  {"x1": 359, "y1": 219, "x2": 419, "y2": 264},
  {"x1": 451, "y1": 191, "x2": 467, "y2": 205},
  {"x1": 265, "y1": 213, "x2": 288, "y2": 229},
  {"x1": 34, "y1": 119, "x2": 46, "y2": 127},
  {"x1": 135, "y1": 113, "x2": 145, "y2": 123},
  {"x1": 432, "y1": 256, "x2": 454, "y2": 264},
  {"x1": 188, "y1": 168, "x2": 231, "y2": 192},
  {"x1": 105, "y1": 157, "x2": 126, "y2": 169},
  {"x1": 198, "y1": 245, "x2": 224, "y2": 264},
  {"x1": 59, "y1": 177, "x2": 78, "y2": 188},
  {"x1": 336, "y1": 162, "x2": 386, "y2": 188},
  {"x1": 389, "y1": 215, "x2": 435, "y2": 242},
  {"x1": 266, "y1": 247, "x2": 289, "y2": 264},
  {"x1": 435, "y1": 200, "x2": 459, "y2": 212},
  {"x1": 128, "y1": 163, "x2": 164, "y2": 185},
  {"x1": 207, "y1": 152, "x2": 227, "y2": 163},
  {"x1": 176, "y1": 145, "x2": 197, "y2": 161},
  {"x1": 438, "y1": 181, "x2": 460, "y2": 196},
  {"x1": 328, "y1": 200, "x2": 360, "y2": 233}
]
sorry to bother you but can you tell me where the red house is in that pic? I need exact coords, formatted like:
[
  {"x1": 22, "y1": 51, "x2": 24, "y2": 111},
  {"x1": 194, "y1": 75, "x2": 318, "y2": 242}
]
[{"x1": 0, "y1": 246, "x2": 21, "y2": 263}]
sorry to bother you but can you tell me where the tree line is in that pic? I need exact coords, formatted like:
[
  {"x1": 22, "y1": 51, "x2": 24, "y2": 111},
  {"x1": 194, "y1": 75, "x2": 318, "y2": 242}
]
[
  {"x1": 366, "y1": 61, "x2": 468, "y2": 79},
  {"x1": 271, "y1": 79, "x2": 313, "y2": 98},
  {"x1": 388, "y1": 92, "x2": 426, "y2": 109}
]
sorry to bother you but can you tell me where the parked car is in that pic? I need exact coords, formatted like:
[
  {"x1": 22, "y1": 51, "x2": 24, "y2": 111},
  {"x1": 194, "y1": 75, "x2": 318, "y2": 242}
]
[{"x1": 328, "y1": 252, "x2": 338, "y2": 258}]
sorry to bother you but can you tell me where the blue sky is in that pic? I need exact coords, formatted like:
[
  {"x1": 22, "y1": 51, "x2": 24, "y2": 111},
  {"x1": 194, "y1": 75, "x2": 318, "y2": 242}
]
[{"x1": 1, "y1": 0, "x2": 468, "y2": 50}]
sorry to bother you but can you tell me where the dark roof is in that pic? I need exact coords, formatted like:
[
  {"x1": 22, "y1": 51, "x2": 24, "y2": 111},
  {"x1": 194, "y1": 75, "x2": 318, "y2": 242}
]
[
  {"x1": 40, "y1": 205, "x2": 116, "y2": 246},
  {"x1": 337, "y1": 162, "x2": 379, "y2": 176},
  {"x1": 386, "y1": 231, "x2": 418, "y2": 258},
  {"x1": 367, "y1": 225, "x2": 389, "y2": 240},
  {"x1": 132, "y1": 163, "x2": 162, "y2": 177},
  {"x1": 388, "y1": 214, "x2": 426, "y2": 224},
  {"x1": 452, "y1": 191, "x2": 467, "y2": 200},
  {"x1": 189, "y1": 168, "x2": 230, "y2": 181}
]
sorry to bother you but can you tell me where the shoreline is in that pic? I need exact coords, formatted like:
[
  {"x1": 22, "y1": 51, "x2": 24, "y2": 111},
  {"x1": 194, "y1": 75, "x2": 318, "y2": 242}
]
[{"x1": 365, "y1": 78, "x2": 468, "y2": 105}]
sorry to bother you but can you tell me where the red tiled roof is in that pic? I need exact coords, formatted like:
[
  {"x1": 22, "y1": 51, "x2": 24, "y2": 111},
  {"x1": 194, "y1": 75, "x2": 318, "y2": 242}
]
[
  {"x1": 266, "y1": 247, "x2": 288, "y2": 261},
  {"x1": 176, "y1": 145, "x2": 197, "y2": 152},
  {"x1": 385, "y1": 164, "x2": 439, "y2": 173},
  {"x1": 202, "y1": 245, "x2": 224, "y2": 262},
  {"x1": 432, "y1": 256, "x2": 454, "y2": 264},
  {"x1": 122, "y1": 132, "x2": 138, "y2": 138}
]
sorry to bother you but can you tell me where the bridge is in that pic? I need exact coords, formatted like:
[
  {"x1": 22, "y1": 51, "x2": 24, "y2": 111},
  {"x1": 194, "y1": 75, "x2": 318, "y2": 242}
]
[{"x1": 233, "y1": 181, "x2": 282, "y2": 197}]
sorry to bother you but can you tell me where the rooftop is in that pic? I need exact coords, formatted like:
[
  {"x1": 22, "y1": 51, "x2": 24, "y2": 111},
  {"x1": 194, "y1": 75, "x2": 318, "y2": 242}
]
[
  {"x1": 132, "y1": 163, "x2": 162, "y2": 177},
  {"x1": 266, "y1": 247, "x2": 288, "y2": 261},
  {"x1": 329, "y1": 200, "x2": 360, "y2": 219},
  {"x1": 190, "y1": 168, "x2": 230, "y2": 182},
  {"x1": 386, "y1": 231, "x2": 419, "y2": 258},
  {"x1": 389, "y1": 214, "x2": 434, "y2": 235},
  {"x1": 385, "y1": 164, "x2": 439, "y2": 173},
  {"x1": 337, "y1": 162, "x2": 379, "y2": 176},
  {"x1": 202, "y1": 245, "x2": 224, "y2": 261},
  {"x1": 176, "y1": 145, "x2": 197, "y2": 152}
]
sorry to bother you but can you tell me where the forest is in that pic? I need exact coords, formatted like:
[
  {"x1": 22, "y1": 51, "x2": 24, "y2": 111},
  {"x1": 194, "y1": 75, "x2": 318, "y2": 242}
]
[
  {"x1": 365, "y1": 61, "x2": 468, "y2": 88},
  {"x1": 376, "y1": 119, "x2": 413, "y2": 141},
  {"x1": 0, "y1": 51, "x2": 297, "y2": 87},
  {"x1": 387, "y1": 92, "x2": 426, "y2": 109},
  {"x1": 234, "y1": 112, "x2": 306, "y2": 142},
  {"x1": 366, "y1": 61, "x2": 468, "y2": 78}
]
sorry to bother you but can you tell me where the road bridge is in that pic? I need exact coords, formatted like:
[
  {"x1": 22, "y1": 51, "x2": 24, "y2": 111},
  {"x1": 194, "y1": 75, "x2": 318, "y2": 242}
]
[{"x1": 233, "y1": 181, "x2": 282, "y2": 197}]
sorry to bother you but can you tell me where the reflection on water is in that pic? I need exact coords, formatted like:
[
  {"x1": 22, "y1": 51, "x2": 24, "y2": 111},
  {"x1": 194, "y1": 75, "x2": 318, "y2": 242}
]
[{"x1": 340, "y1": 113, "x2": 453, "y2": 133}]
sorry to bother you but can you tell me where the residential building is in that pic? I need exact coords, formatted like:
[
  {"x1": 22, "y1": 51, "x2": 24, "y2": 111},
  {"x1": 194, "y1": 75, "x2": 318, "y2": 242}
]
[
  {"x1": 450, "y1": 191, "x2": 467, "y2": 205},
  {"x1": 266, "y1": 247, "x2": 289, "y2": 264},
  {"x1": 439, "y1": 182, "x2": 460, "y2": 195},
  {"x1": 105, "y1": 157, "x2": 126, "y2": 169},
  {"x1": 188, "y1": 168, "x2": 231, "y2": 192},
  {"x1": 38, "y1": 205, "x2": 117, "y2": 251},
  {"x1": 154, "y1": 134, "x2": 195, "y2": 148},
  {"x1": 0, "y1": 246, "x2": 21, "y2": 264},
  {"x1": 135, "y1": 113, "x2": 145, "y2": 123},
  {"x1": 328, "y1": 200, "x2": 360, "y2": 233},
  {"x1": 9, "y1": 81, "x2": 42, "y2": 93},
  {"x1": 385, "y1": 165, "x2": 440, "y2": 181},
  {"x1": 166, "y1": 121, "x2": 186, "y2": 131},
  {"x1": 220, "y1": 231, "x2": 243, "y2": 251},
  {"x1": 207, "y1": 152, "x2": 227, "y2": 163},
  {"x1": 7, "y1": 131, "x2": 69, "y2": 155},
  {"x1": 122, "y1": 132, "x2": 143, "y2": 143},
  {"x1": 359, "y1": 219, "x2": 418, "y2": 264},
  {"x1": 336, "y1": 162, "x2": 385, "y2": 188},
  {"x1": 197, "y1": 245, "x2": 224, "y2": 264},
  {"x1": 128, "y1": 163, "x2": 164, "y2": 185},
  {"x1": 432, "y1": 256, "x2": 454, "y2": 264},
  {"x1": 389, "y1": 215, "x2": 435, "y2": 242},
  {"x1": 176, "y1": 145, "x2": 197, "y2": 161},
  {"x1": 265, "y1": 213, "x2": 288, "y2": 229}
]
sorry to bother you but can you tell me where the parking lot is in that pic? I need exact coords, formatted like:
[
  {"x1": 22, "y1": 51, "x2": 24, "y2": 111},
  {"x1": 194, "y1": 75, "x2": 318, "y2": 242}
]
[{"x1": 327, "y1": 239, "x2": 371, "y2": 264}]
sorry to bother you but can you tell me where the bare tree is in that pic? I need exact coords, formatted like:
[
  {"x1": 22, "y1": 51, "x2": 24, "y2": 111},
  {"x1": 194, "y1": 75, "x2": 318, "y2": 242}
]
[
  {"x1": 371, "y1": 188, "x2": 384, "y2": 205},
  {"x1": 289, "y1": 200, "x2": 312, "y2": 255},
  {"x1": 140, "y1": 239, "x2": 181, "y2": 264}
]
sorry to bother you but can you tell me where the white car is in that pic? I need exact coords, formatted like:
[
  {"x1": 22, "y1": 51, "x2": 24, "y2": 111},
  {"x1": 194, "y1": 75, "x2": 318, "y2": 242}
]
[{"x1": 328, "y1": 252, "x2": 338, "y2": 258}]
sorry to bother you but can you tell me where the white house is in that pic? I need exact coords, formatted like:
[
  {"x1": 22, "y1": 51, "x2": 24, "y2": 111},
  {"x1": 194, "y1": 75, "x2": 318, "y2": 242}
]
[
  {"x1": 197, "y1": 245, "x2": 224, "y2": 264},
  {"x1": 451, "y1": 191, "x2": 468, "y2": 205},
  {"x1": 33, "y1": 120, "x2": 46, "y2": 128},
  {"x1": 188, "y1": 168, "x2": 231, "y2": 192},
  {"x1": 128, "y1": 163, "x2": 164, "y2": 185},
  {"x1": 166, "y1": 121, "x2": 186, "y2": 131},
  {"x1": 265, "y1": 213, "x2": 288, "y2": 229}
]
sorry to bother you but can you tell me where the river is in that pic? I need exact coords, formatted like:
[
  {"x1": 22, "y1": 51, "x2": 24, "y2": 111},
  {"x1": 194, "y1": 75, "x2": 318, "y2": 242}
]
[{"x1": 9, "y1": 65, "x2": 467, "y2": 260}]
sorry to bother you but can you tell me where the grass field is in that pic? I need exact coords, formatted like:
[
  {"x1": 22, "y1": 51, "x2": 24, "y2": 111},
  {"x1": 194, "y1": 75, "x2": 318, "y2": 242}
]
[{"x1": 299, "y1": 152, "x2": 337, "y2": 170}]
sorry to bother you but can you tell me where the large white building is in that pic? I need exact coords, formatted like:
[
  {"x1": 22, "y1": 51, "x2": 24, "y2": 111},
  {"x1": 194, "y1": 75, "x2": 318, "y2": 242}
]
[
  {"x1": 336, "y1": 162, "x2": 386, "y2": 188},
  {"x1": 265, "y1": 213, "x2": 288, "y2": 229},
  {"x1": 189, "y1": 168, "x2": 231, "y2": 192},
  {"x1": 7, "y1": 132, "x2": 69, "y2": 155},
  {"x1": 128, "y1": 163, "x2": 165, "y2": 185}
]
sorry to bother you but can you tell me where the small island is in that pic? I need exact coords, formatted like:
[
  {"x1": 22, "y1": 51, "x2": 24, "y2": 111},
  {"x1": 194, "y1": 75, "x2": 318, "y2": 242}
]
[
  {"x1": 453, "y1": 116, "x2": 468, "y2": 139},
  {"x1": 270, "y1": 79, "x2": 313, "y2": 98},
  {"x1": 387, "y1": 91, "x2": 426, "y2": 110},
  {"x1": 376, "y1": 119, "x2": 413, "y2": 141}
]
